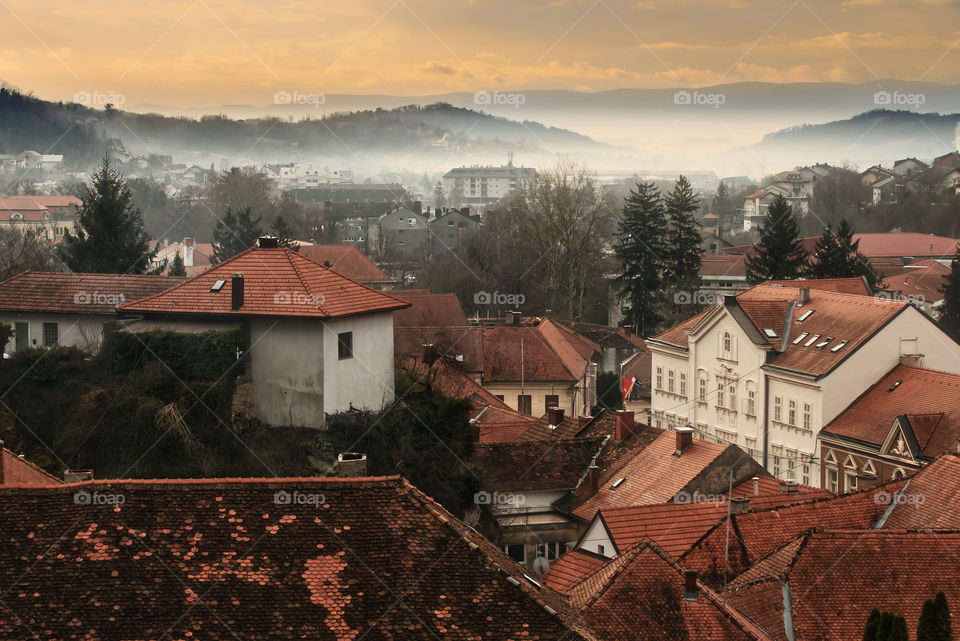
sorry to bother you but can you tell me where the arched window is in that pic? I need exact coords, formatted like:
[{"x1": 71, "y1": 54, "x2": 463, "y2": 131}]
[{"x1": 723, "y1": 332, "x2": 731, "y2": 353}]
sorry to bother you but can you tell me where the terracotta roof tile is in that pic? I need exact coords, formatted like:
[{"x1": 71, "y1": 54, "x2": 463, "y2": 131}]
[
  {"x1": 481, "y1": 325, "x2": 581, "y2": 382},
  {"x1": 0, "y1": 449, "x2": 61, "y2": 487},
  {"x1": 120, "y1": 246, "x2": 409, "y2": 319},
  {"x1": 392, "y1": 291, "x2": 469, "y2": 327},
  {"x1": 700, "y1": 254, "x2": 747, "y2": 278},
  {"x1": 763, "y1": 277, "x2": 870, "y2": 295},
  {"x1": 472, "y1": 438, "x2": 605, "y2": 492},
  {"x1": 395, "y1": 325, "x2": 484, "y2": 373},
  {"x1": 649, "y1": 308, "x2": 711, "y2": 349},
  {"x1": 544, "y1": 549, "x2": 606, "y2": 593},
  {"x1": 298, "y1": 244, "x2": 394, "y2": 284},
  {"x1": 0, "y1": 272, "x2": 185, "y2": 315},
  {"x1": 881, "y1": 454, "x2": 960, "y2": 529}
]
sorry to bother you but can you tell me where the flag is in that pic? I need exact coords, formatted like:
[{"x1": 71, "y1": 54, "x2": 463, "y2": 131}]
[{"x1": 621, "y1": 375, "x2": 636, "y2": 403}]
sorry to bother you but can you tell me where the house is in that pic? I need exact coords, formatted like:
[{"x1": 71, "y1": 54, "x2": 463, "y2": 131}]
[
  {"x1": 298, "y1": 244, "x2": 395, "y2": 289},
  {"x1": 0, "y1": 475, "x2": 596, "y2": 640},
  {"x1": 699, "y1": 227, "x2": 731, "y2": 254},
  {"x1": 932, "y1": 150, "x2": 960, "y2": 168},
  {"x1": 428, "y1": 209, "x2": 480, "y2": 255},
  {"x1": 879, "y1": 258, "x2": 950, "y2": 316},
  {"x1": 442, "y1": 159, "x2": 536, "y2": 208},
  {"x1": 560, "y1": 321, "x2": 647, "y2": 375},
  {"x1": 726, "y1": 530, "x2": 960, "y2": 641},
  {"x1": 647, "y1": 283, "x2": 960, "y2": 487},
  {"x1": 0, "y1": 272, "x2": 184, "y2": 355},
  {"x1": 375, "y1": 207, "x2": 429, "y2": 262},
  {"x1": 893, "y1": 156, "x2": 928, "y2": 176},
  {"x1": 151, "y1": 237, "x2": 215, "y2": 276},
  {"x1": 119, "y1": 238, "x2": 410, "y2": 428},
  {"x1": 860, "y1": 164, "x2": 896, "y2": 187},
  {"x1": 0, "y1": 445, "x2": 62, "y2": 487},
  {"x1": 819, "y1": 365, "x2": 960, "y2": 491},
  {"x1": 741, "y1": 184, "x2": 791, "y2": 231},
  {"x1": 0, "y1": 195, "x2": 80, "y2": 239},
  {"x1": 699, "y1": 254, "x2": 749, "y2": 300}
]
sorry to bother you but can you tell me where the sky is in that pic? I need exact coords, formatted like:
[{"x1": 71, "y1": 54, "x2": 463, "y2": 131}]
[{"x1": 2, "y1": 0, "x2": 960, "y2": 107}]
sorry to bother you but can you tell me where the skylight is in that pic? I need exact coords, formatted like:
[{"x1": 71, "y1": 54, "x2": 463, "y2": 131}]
[
  {"x1": 763, "y1": 328, "x2": 778, "y2": 338},
  {"x1": 888, "y1": 380, "x2": 902, "y2": 392},
  {"x1": 815, "y1": 337, "x2": 833, "y2": 349},
  {"x1": 796, "y1": 309, "x2": 814, "y2": 322},
  {"x1": 210, "y1": 279, "x2": 226, "y2": 292},
  {"x1": 804, "y1": 334, "x2": 821, "y2": 347},
  {"x1": 792, "y1": 332, "x2": 809, "y2": 345},
  {"x1": 611, "y1": 477, "x2": 626, "y2": 489},
  {"x1": 522, "y1": 574, "x2": 542, "y2": 589},
  {"x1": 830, "y1": 340, "x2": 848, "y2": 353}
]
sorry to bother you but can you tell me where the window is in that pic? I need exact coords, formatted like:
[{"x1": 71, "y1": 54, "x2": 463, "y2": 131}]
[
  {"x1": 679, "y1": 373, "x2": 687, "y2": 397},
  {"x1": 772, "y1": 445, "x2": 783, "y2": 477},
  {"x1": 42, "y1": 322, "x2": 58, "y2": 347},
  {"x1": 747, "y1": 388, "x2": 756, "y2": 416},
  {"x1": 745, "y1": 437, "x2": 757, "y2": 455},
  {"x1": 504, "y1": 544, "x2": 526, "y2": 564},
  {"x1": 803, "y1": 403, "x2": 811, "y2": 430},
  {"x1": 518, "y1": 395, "x2": 532, "y2": 415},
  {"x1": 846, "y1": 473, "x2": 858, "y2": 493},
  {"x1": 536, "y1": 541, "x2": 562, "y2": 561},
  {"x1": 668, "y1": 370, "x2": 675, "y2": 394},
  {"x1": 723, "y1": 332, "x2": 731, "y2": 353},
  {"x1": 716, "y1": 382, "x2": 725, "y2": 407},
  {"x1": 545, "y1": 395, "x2": 559, "y2": 412},
  {"x1": 728, "y1": 384, "x2": 737, "y2": 411},
  {"x1": 774, "y1": 396, "x2": 782, "y2": 422},
  {"x1": 597, "y1": 544, "x2": 605, "y2": 556},
  {"x1": 802, "y1": 464, "x2": 810, "y2": 486},
  {"x1": 698, "y1": 375, "x2": 707, "y2": 402},
  {"x1": 827, "y1": 468, "x2": 839, "y2": 493},
  {"x1": 788, "y1": 400, "x2": 796, "y2": 426},
  {"x1": 786, "y1": 448, "x2": 797, "y2": 480},
  {"x1": 337, "y1": 331, "x2": 353, "y2": 359},
  {"x1": 656, "y1": 367, "x2": 663, "y2": 391}
]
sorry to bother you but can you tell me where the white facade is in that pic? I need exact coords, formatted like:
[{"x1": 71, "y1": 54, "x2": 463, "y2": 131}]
[
  {"x1": 0, "y1": 313, "x2": 110, "y2": 355},
  {"x1": 648, "y1": 301, "x2": 960, "y2": 488}
]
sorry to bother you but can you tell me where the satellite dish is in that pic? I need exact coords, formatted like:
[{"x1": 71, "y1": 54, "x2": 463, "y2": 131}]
[{"x1": 531, "y1": 556, "x2": 550, "y2": 575}]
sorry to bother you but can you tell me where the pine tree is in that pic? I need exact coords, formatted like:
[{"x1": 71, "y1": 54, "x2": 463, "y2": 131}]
[
  {"x1": 878, "y1": 612, "x2": 895, "y2": 641},
  {"x1": 745, "y1": 194, "x2": 809, "y2": 284},
  {"x1": 713, "y1": 180, "x2": 733, "y2": 229},
  {"x1": 933, "y1": 592, "x2": 953, "y2": 641},
  {"x1": 169, "y1": 250, "x2": 186, "y2": 277},
  {"x1": 615, "y1": 182, "x2": 668, "y2": 337},
  {"x1": 212, "y1": 206, "x2": 263, "y2": 263},
  {"x1": 940, "y1": 249, "x2": 960, "y2": 337},
  {"x1": 56, "y1": 156, "x2": 163, "y2": 274},
  {"x1": 865, "y1": 608, "x2": 882, "y2": 641},
  {"x1": 271, "y1": 214, "x2": 300, "y2": 251},
  {"x1": 433, "y1": 183, "x2": 446, "y2": 210},
  {"x1": 808, "y1": 220, "x2": 881, "y2": 288},
  {"x1": 890, "y1": 615, "x2": 909, "y2": 641},
  {"x1": 665, "y1": 175, "x2": 703, "y2": 283}
]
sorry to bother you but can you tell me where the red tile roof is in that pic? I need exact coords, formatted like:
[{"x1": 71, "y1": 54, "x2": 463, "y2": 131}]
[
  {"x1": 727, "y1": 530, "x2": 960, "y2": 641},
  {"x1": 298, "y1": 244, "x2": 394, "y2": 285},
  {"x1": 573, "y1": 543, "x2": 774, "y2": 641},
  {"x1": 649, "y1": 308, "x2": 712, "y2": 349},
  {"x1": 0, "y1": 476, "x2": 596, "y2": 640},
  {"x1": 481, "y1": 325, "x2": 582, "y2": 383},
  {"x1": 561, "y1": 321, "x2": 647, "y2": 351},
  {"x1": 472, "y1": 438, "x2": 605, "y2": 492},
  {"x1": 570, "y1": 432, "x2": 729, "y2": 521},
  {"x1": 853, "y1": 232, "x2": 960, "y2": 259},
  {"x1": 729, "y1": 475, "x2": 832, "y2": 509},
  {"x1": 822, "y1": 366, "x2": 960, "y2": 459},
  {"x1": 392, "y1": 290, "x2": 469, "y2": 327},
  {"x1": 120, "y1": 247, "x2": 409, "y2": 319},
  {"x1": 0, "y1": 449, "x2": 61, "y2": 487},
  {"x1": 880, "y1": 454, "x2": 960, "y2": 529},
  {"x1": 763, "y1": 277, "x2": 870, "y2": 295},
  {"x1": 700, "y1": 254, "x2": 747, "y2": 278},
  {"x1": 472, "y1": 404, "x2": 536, "y2": 443},
  {"x1": 544, "y1": 549, "x2": 607, "y2": 592},
  {"x1": 0, "y1": 272, "x2": 185, "y2": 315},
  {"x1": 517, "y1": 412, "x2": 585, "y2": 441},
  {"x1": 395, "y1": 325, "x2": 484, "y2": 372}
]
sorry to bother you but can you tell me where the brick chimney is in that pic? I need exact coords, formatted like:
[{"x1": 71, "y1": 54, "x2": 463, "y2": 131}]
[
  {"x1": 752, "y1": 476, "x2": 760, "y2": 496},
  {"x1": 588, "y1": 465, "x2": 599, "y2": 495},
  {"x1": 335, "y1": 452, "x2": 367, "y2": 477},
  {"x1": 64, "y1": 470, "x2": 94, "y2": 483},
  {"x1": 675, "y1": 426, "x2": 694, "y2": 456},
  {"x1": 577, "y1": 415, "x2": 591, "y2": 430},
  {"x1": 231, "y1": 273, "x2": 245, "y2": 310},
  {"x1": 683, "y1": 570, "x2": 698, "y2": 601},
  {"x1": 258, "y1": 236, "x2": 279, "y2": 249},
  {"x1": 183, "y1": 238, "x2": 195, "y2": 267},
  {"x1": 730, "y1": 496, "x2": 750, "y2": 515},
  {"x1": 798, "y1": 287, "x2": 810, "y2": 305},
  {"x1": 615, "y1": 410, "x2": 635, "y2": 440},
  {"x1": 547, "y1": 406, "x2": 565, "y2": 427},
  {"x1": 780, "y1": 479, "x2": 799, "y2": 493}
]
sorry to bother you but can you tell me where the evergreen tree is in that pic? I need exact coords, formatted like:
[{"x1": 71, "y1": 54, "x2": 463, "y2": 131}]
[
  {"x1": 932, "y1": 592, "x2": 953, "y2": 641},
  {"x1": 57, "y1": 156, "x2": 163, "y2": 274},
  {"x1": 271, "y1": 214, "x2": 300, "y2": 251},
  {"x1": 665, "y1": 175, "x2": 703, "y2": 283},
  {"x1": 745, "y1": 194, "x2": 809, "y2": 284},
  {"x1": 865, "y1": 609, "x2": 882, "y2": 641},
  {"x1": 212, "y1": 206, "x2": 263, "y2": 263},
  {"x1": 878, "y1": 612, "x2": 894, "y2": 641},
  {"x1": 433, "y1": 183, "x2": 446, "y2": 210},
  {"x1": 940, "y1": 248, "x2": 960, "y2": 337},
  {"x1": 713, "y1": 180, "x2": 734, "y2": 229},
  {"x1": 890, "y1": 615, "x2": 909, "y2": 641},
  {"x1": 615, "y1": 182, "x2": 668, "y2": 336},
  {"x1": 169, "y1": 250, "x2": 186, "y2": 277},
  {"x1": 808, "y1": 220, "x2": 881, "y2": 288}
]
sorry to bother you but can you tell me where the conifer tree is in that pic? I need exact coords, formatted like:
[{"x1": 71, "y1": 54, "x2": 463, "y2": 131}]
[
  {"x1": 212, "y1": 206, "x2": 263, "y2": 263},
  {"x1": 745, "y1": 194, "x2": 809, "y2": 284},
  {"x1": 665, "y1": 175, "x2": 703, "y2": 283},
  {"x1": 615, "y1": 182, "x2": 667, "y2": 336},
  {"x1": 169, "y1": 250, "x2": 186, "y2": 277},
  {"x1": 57, "y1": 156, "x2": 163, "y2": 274},
  {"x1": 864, "y1": 609, "x2": 882, "y2": 641},
  {"x1": 271, "y1": 214, "x2": 300, "y2": 251},
  {"x1": 917, "y1": 592, "x2": 954, "y2": 641},
  {"x1": 808, "y1": 220, "x2": 881, "y2": 288}
]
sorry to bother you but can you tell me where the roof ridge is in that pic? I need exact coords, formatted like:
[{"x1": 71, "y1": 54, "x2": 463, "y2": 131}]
[{"x1": 2, "y1": 475, "x2": 405, "y2": 489}]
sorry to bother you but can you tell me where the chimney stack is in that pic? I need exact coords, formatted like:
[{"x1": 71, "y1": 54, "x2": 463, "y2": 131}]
[
  {"x1": 675, "y1": 426, "x2": 694, "y2": 456},
  {"x1": 730, "y1": 496, "x2": 750, "y2": 515},
  {"x1": 231, "y1": 273, "x2": 244, "y2": 310},
  {"x1": 511, "y1": 311, "x2": 522, "y2": 326},
  {"x1": 752, "y1": 476, "x2": 760, "y2": 496},
  {"x1": 547, "y1": 406, "x2": 565, "y2": 427},
  {"x1": 615, "y1": 410, "x2": 635, "y2": 440},
  {"x1": 258, "y1": 236, "x2": 279, "y2": 249},
  {"x1": 335, "y1": 452, "x2": 367, "y2": 477},
  {"x1": 183, "y1": 238, "x2": 195, "y2": 267},
  {"x1": 683, "y1": 570, "x2": 699, "y2": 601},
  {"x1": 780, "y1": 479, "x2": 799, "y2": 493},
  {"x1": 577, "y1": 415, "x2": 591, "y2": 430},
  {"x1": 588, "y1": 465, "x2": 599, "y2": 495},
  {"x1": 798, "y1": 288, "x2": 810, "y2": 305}
]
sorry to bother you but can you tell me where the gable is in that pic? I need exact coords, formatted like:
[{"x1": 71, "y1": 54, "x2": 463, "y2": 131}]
[
  {"x1": 577, "y1": 514, "x2": 616, "y2": 558},
  {"x1": 881, "y1": 418, "x2": 918, "y2": 462}
]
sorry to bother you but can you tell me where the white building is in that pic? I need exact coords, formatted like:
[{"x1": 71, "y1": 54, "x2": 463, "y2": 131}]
[
  {"x1": 646, "y1": 282, "x2": 960, "y2": 487},
  {"x1": 443, "y1": 157, "x2": 536, "y2": 208}
]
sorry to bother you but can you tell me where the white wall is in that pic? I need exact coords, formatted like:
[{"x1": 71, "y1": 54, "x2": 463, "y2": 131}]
[
  {"x1": 0, "y1": 313, "x2": 110, "y2": 355},
  {"x1": 321, "y1": 312, "x2": 397, "y2": 414},
  {"x1": 578, "y1": 517, "x2": 614, "y2": 558},
  {"x1": 250, "y1": 317, "x2": 326, "y2": 428}
]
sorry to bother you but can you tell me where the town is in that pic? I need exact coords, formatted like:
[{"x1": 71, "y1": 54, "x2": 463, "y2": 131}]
[{"x1": 3, "y1": 0, "x2": 960, "y2": 638}]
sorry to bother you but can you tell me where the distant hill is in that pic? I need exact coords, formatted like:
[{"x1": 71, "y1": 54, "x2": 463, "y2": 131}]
[{"x1": 0, "y1": 89, "x2": 605, "y2": 171}]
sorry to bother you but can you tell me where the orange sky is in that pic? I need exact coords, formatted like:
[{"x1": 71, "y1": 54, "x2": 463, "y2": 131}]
[{"x1": 2, "y1": 0, "x2": 959, "y2": 106}]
